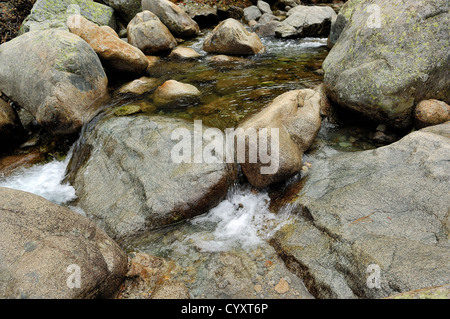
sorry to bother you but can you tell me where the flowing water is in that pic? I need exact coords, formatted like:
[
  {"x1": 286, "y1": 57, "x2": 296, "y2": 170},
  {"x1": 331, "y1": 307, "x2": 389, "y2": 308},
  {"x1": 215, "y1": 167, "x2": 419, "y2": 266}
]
[{"x1": 0, "y1": 34, "x2": 379, "y2": 297}]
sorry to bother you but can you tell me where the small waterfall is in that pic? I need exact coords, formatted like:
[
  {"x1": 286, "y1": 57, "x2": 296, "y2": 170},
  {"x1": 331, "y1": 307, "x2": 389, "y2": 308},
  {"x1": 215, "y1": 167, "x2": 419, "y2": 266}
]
[{"x1": 0, "y1": 146, "x2": 77, "y2": 206}]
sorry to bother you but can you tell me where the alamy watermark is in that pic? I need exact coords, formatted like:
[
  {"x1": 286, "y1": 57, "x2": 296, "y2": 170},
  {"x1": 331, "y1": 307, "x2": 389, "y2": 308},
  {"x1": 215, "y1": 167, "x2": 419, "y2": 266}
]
[
  {"x1": 366, "y1": 4, "x2": 382, "y2": 29},
  {"x1": 66, "y1": 264, "x2": 81, "y2": 289},
  {"x1": 366, "y1": 264, "x2": 381, "y2": 289},
  {"x1": 170, "y1": 120, "x2": 280, "y2": 175}
]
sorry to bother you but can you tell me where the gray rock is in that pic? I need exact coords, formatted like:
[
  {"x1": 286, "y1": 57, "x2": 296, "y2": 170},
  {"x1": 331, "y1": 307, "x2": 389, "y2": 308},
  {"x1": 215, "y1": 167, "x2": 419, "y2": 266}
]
[
  {"x1": 275, "y1": 5, "x2": 336, "y2": 38},
  {"x1": 127, "y1": 11, "x2": 177, "y2": 55},
  {"x1": 327, "y1": 0, "x2": 362, "y2": 48},
  {"x1": 255, "y1": 20, "x2": 281, "y2": 37},
  {"x1": 203, "y1": 18, "x2": 265, "y2": 56},
  {"x1": 142, "y1": 0, "x2": 199, "y2": 38},
  {"x1": 271, "y1": 122, "x2": 450, "y2": 298},
  {"x1": 0, "y1": 187, "x2": 128, "y2": 299},
  {"x1": 0, "y1": 30, "x2": 108, "y2": 135},
  {"x1": 244, "y1": 6, "x2": 262, "y2": 22},
  {"x1": 66, "y1": 115, "x2": 237, "y2": 243},
  {"x1": 323, "y1": 0, "x2": 450, "y2": 129},
  {"x1": 257, "y1": 1, "x2": 273, "y2": 15},
  {"x1": 101, "y1": 0, "x2": 142, "y2": 22},
  {"x1": 19, "y1": 0, "x2": 116, "y2": 34}
]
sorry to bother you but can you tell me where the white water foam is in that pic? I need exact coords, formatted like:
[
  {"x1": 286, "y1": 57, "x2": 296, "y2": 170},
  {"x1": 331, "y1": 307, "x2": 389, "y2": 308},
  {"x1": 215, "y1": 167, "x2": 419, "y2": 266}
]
[
  {"x1": 0, "y1": 151, "x2": 77, "y2": 206},
  {"x1": 185, "y1": 186, "x2": 292, "y2": 252}
]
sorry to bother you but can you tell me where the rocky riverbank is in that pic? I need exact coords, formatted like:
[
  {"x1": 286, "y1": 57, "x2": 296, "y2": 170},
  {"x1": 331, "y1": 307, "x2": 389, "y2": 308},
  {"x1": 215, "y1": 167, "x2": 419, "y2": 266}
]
[{"x1": 0, "y1": 0, "x2": 449, "y2": 299}]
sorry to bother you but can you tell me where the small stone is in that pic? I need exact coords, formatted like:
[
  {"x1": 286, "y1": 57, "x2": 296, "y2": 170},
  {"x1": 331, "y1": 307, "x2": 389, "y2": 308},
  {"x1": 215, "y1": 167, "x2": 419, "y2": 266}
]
[
  {"x1": 169, "y1": 47, "x2": 201, "y2": 60},
  {"x1": 274, "y1": 278, "x2": 289, "y2": 294},
  {"x1": 254, "y1": 284, "x2": 262, "y2": 293}
]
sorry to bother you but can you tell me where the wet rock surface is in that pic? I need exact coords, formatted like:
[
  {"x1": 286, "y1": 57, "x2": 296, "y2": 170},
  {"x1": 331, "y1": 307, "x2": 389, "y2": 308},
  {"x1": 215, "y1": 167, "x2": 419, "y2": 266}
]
[
  {"x1": 66, "y1": 115, "x2": 237, "y2": 244},
  {"x1": 270, "y1": 122, "x2": 450, "y2": 298}
]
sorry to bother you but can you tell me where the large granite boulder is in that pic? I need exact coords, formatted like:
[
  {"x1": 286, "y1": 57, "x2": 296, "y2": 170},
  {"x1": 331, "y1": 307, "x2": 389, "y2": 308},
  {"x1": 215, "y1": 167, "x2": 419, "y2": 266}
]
[
  {"x1": 323, "y1": 0, "x2": 450, "y2": 129},
  {"x1": 19, "y1": 0, "x2": 116, "y2": 34},
  {"x1": 66, "y1": 115, "x2": 237, "y2": 243},
  {"x1": 0, "y1": 187, "x2": 128, "y2": 299},
  {"x1": 0, "y1": 29, "x2": 108, "y2": 135},
  {"x1": 271, "y1": 122, "x2": 450, "y2": 298},
  {"x1": 142, "y1": 0, "x2": 199, "y2": 38}
]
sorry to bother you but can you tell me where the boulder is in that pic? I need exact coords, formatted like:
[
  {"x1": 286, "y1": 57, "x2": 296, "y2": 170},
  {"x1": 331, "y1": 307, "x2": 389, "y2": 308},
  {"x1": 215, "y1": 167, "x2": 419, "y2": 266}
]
[
  {"x1": 0, "y1": 187, "x2": 128, "y2": 299},
  {"x1": 414, "y1": 100, "x2": 450, "y2": 129},
  {"x1": 153, "y1": 80, "x2": 201, "y2": 107},
  {"x1": 203, "y1": 18, "x2": 265, "y2": 56},
  {"x1": 257, "y1": 1, "x2": 273, "y2": 15},
  {"x1": 275, "y1": 5, "x2": 336, "y2": 38},
  {"x1": 127, "y1": 11, "x2": 177, "y2": 55},
  {"x1": 101, "y1": 0, "x2": 142, "y2": 22},
  {"x1": 0, "y1": 98, "x2": 24, "y2": 149},
  {"x1": 323, "y1": 0, "x2": 450, "y2": 129},
  {"x1": 0, "y1": 29, "x2": 108, "y2": 135},
  {"x1": 67, "y1": 14, "x2": 148, "y2": 74},
  {"x1": 66, "y1": 115, "x2": 237, "y2": 243},
  {"x1": 141, "y1": 0, "x2": 199, "y2": 38},
  {"x1": 243, "y1": 6, "x2": 262, "y2": 22},
  {"x1": 270, "y1": 122, "x2": 450, "y2": 298},
  {"x1": 19, "y1": 0, "x2": 115, "y2": 34},
  {"x1": 236, "y1": 89, "x2": 323, "y2": 188}
]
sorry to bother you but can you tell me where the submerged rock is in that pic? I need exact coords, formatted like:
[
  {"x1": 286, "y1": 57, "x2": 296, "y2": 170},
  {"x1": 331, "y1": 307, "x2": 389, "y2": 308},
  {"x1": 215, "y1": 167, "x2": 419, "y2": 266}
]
[
  {"x1": 127, "y1": 11, "x2": 177, "y2": 55},
  {"x1": 66, "y1": 116, "x2": 237, "y2": 243},
  {"x1": 168, "y1": 47, "x2": 202, "y2": 60},
  {"x1": 270, "y1": 122, "x2": 450, "y2": 298},
  {"x1": 153, "y1": 80, "x2": 201, "y2": 108},
  {"x1": 0, "y1": 187, "x2": 128, "y2": 299},
  {"x1": 323, "y1": 0, "x2": 450, "y2": 129},
  {"x1": 19, "y1": 0, "x2": 116, "y2": 34},
  {"x1": 0, "y1": 29, "x2": 108, "y2": 135},
  {"x1": 237, "y1": 89, "x2": 323, "y2": 188},
  {"x1": 142, "y1": 0, "x2": 199, "y2": 38},
  {"x1": 117, "y1": 77, "x2": 161, "y2": 96},
  {"x1": 68, "y1": 14, "x2": 148, "y2": 74},
  {"x1": 203, "y1": 18, "x2": 265, "y2": 56}
]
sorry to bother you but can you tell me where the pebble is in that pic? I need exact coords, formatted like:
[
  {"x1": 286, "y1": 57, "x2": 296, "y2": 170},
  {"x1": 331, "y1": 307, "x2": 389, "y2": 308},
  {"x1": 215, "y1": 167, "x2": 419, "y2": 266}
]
[
  {"x1": 254, "y1": 284, "x2": 262, "y2": 293},
  {"x1": 274, "y1": 278, "x2": 289, "y2": 294}
]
